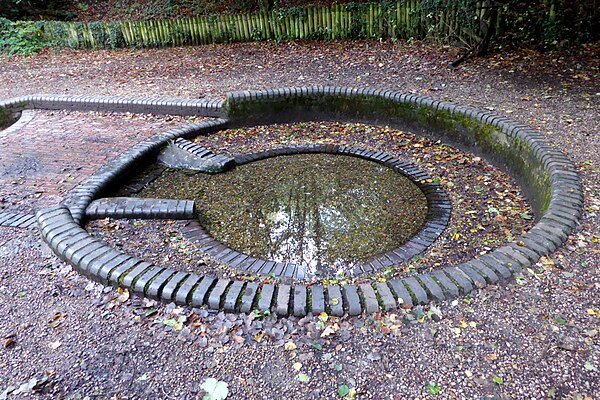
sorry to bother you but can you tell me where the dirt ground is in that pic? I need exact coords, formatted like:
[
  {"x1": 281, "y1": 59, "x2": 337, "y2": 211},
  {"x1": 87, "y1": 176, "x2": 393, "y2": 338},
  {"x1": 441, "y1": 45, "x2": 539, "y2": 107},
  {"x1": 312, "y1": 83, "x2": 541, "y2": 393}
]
[{"x1": 0, "y1": 40, "x2": 599, "y2": 399}]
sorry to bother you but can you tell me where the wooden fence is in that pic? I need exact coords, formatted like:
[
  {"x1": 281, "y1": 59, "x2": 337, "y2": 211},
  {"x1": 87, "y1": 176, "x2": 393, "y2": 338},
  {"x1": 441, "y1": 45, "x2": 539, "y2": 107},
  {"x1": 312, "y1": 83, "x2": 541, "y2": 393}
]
[{"x1": 40, "y1": 1, "x2": 487, "y2": 49}]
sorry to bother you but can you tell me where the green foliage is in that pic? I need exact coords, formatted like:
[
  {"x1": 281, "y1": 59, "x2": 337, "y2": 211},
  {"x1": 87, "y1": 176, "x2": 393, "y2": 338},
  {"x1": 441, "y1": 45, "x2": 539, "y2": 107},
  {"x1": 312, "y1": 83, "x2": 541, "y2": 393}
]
[
  {"x1": 503, "y1": 0, "x2": 598, "y2": 48},
  {"x1": 427, "y1": 381, "x2": 441, "y2": 394},
  {"x1": 0, "y1": 108, "x2": 9, "y2": 129},
  {"x1": 251, "y1": 309, "x2": 271, "y2": 319},
  {"x1": 0, "y1": 0, "x2": 73, "y2": 20},
  {"x1": 0, "y1": 18, "x2": 49, "y2": 55},
  {"x1": 2, "y1": 0, "x2": 595, "y2": 52},
  {"x1": 419, "y1": 0, "x2": 480, "y2": 45},
  {"x1": 338, "y1": 384, "x2": 350, "y2": 397}
]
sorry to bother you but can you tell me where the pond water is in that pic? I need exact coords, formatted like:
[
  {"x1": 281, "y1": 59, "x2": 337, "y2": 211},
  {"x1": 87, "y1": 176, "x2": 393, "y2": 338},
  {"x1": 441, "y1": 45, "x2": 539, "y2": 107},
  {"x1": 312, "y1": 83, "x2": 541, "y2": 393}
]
[{"x1": 139, "y1": 153, "x2": 428, "y2": 276}]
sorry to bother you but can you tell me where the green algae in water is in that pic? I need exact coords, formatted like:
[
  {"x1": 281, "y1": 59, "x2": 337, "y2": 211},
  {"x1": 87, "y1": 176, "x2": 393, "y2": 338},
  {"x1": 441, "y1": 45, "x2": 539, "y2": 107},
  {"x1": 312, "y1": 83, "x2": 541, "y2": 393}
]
[{"x1": 140, "y1": 154, "x2": 428, "y2": 276}]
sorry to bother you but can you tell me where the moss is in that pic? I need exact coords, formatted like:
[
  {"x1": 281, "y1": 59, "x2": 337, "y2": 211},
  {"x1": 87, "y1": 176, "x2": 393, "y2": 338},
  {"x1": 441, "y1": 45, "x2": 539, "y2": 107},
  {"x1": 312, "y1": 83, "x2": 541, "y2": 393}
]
[
  {"x1": 117, "y1": 265, "x2": 137, "y2": 286},
  {"x1": 143, "y1": 269, "x2": 163, "y2": 295},
  {"x1": 0, "y1": 107, "x2": 8, "y2": 129},
  {"x1": 226, "y1": 93, "x2": 553, "y2": 216}
]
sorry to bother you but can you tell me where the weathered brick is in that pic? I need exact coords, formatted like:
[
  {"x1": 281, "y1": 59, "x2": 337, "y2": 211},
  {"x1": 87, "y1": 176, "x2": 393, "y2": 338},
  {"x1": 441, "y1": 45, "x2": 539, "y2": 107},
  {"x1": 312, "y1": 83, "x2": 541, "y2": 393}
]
[
  {"x1": 239, "y1": 282, "x2": 259, "y2": 313},
  {"x1": 342, "y1": 285, "x2": 362, "y2": 316},
  {"x1": 327, "y1": 285, "x2": 344, "y2": 317},
  {"x1": 174, "y1": 274, "x2": 201, "y2": 305},
  {"x1": 403, "y1": 277, "x2": 428, "y2": 304},
  {"x1": 388, "y1": 279, "x2": 413, "y2": 307},
  {"x1": 275, "y1": 284, "x2": 291, "y2": 316},
  {"x1": 358, "y1": 284, "x2": 379, "y2": 314},
  {"x1": 292, "y1": 285, "x2": 307, "y2": 317},
  {"x1": 417, "y1": 274, "x2": 445, "y2": 302},
  {"x1": 223, "y1": 281, "x2": 245, "y2": 312},
  {"x1": 375, "y1": 282, "x2": 397, "y2": 311},
  {"x1": 311, "y1": 285, "x2": 326, "y2": 314},
  {"x1": 207, "y1": 279, "x2": 231, "y2": 310},
  {"x1": 257, "y1": 284, "x2": 275, "y2": 312}
]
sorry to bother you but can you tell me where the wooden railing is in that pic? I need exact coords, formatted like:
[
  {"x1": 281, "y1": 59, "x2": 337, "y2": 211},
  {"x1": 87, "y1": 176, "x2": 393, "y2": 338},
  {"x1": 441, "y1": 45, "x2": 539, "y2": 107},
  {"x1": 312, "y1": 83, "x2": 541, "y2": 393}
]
[{"x1": 40, "y1": 1, "x2": 488, "y2": 49}]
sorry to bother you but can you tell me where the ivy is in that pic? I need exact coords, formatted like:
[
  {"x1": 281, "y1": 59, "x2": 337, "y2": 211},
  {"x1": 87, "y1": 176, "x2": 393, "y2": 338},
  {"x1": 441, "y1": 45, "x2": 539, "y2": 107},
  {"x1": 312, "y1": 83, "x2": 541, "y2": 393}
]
[{"x1": 0, "y1": 18, "x2": 50, "y2": 56}]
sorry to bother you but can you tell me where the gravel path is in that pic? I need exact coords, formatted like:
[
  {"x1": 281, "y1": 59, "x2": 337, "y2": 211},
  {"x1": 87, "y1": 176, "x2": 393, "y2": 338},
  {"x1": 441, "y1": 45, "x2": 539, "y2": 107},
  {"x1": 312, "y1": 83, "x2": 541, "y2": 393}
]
[{"x1": 0, "y1": 40, "x2": 598, "y2": 399}]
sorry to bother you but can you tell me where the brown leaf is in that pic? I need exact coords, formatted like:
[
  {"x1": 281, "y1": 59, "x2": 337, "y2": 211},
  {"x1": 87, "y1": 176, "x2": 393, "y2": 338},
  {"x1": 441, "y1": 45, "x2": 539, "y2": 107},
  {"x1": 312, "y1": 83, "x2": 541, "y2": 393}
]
[{"x1": 4, "y1": 337, "x2": 16, "y2": 349}]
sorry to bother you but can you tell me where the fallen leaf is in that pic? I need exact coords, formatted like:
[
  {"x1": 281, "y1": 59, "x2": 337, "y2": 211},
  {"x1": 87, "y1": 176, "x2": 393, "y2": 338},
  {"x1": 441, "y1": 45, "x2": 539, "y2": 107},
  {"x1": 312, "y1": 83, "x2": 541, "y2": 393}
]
[
  {"x1": 284, "y1": 341, "x2": 297, "y2": 351},
  {"x1": 584, "y1": 361, "x2": 597, "y2": 372},
  {"x1": 116, "y1": 288, "x2": 130, "y2": 303},
  {"x1": 320, "y1": 323, "x2": 340, "y2": 338},
  {"x1": 318, "y1": 312, "x2": 329, "y2": 323},
  {"x1": 338, "y1": 384, "x2": 350, "y2": 397},
  {"x1": 48, "y1": 340, "x2": 61, "y2": 350},
  {"x1": 4, "y1": 336, "x2": 15, "y2": 349},
  {"x1": 200, "y1": 378, "x2": 229, "y2": 400}
]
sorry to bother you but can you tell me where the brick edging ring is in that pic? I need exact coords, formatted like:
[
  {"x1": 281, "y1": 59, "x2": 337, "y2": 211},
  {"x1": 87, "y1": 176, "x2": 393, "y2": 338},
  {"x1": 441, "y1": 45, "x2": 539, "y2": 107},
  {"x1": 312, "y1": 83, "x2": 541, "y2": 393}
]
[
  {"x1": 0, "y1": 109, "x2": 36, "y2": 139},
  {"x1": 26, "y1": 86, "x2": 583, "y2": 317},
  {"x1": 183, "y1": 143, "x2": 451, "y2": 279}
]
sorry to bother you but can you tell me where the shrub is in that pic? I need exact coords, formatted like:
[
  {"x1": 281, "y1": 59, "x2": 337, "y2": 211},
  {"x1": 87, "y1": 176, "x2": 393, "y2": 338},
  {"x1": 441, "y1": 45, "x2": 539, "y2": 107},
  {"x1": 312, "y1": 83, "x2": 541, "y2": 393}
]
[{"x1": 0, "y1": 18, "x2": 48, "y2": 56}]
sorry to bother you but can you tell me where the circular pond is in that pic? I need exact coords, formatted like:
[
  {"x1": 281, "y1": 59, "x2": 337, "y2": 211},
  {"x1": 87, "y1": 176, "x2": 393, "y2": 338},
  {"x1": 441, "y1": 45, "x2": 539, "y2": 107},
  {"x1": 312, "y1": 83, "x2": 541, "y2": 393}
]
[{"x1": 142, "y1": 152, "x2": 429, "y2": 276}]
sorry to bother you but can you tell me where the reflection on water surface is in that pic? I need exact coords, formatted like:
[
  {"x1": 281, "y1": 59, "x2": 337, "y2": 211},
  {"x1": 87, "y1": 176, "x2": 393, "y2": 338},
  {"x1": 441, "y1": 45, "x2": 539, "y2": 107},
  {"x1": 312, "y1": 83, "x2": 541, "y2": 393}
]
[{"x1": 140, "y1": 153, "x2": 428, "y2": 276}]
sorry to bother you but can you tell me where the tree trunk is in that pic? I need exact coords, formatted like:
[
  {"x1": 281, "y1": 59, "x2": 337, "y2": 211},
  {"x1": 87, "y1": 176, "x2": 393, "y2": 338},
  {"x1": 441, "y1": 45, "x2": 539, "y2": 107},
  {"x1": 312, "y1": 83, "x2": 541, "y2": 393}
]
[
  {"x1": 475, "y1": 0, "x2": 497, "y2": 56},
  {"x1": 450, "y1": 0, "x2": 498, "y2": 68}
]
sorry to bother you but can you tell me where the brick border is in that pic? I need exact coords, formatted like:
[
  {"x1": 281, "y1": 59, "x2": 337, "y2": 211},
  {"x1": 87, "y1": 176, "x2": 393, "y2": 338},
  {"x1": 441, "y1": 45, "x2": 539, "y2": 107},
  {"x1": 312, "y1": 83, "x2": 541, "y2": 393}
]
[
  {"x1": 85, "y1": 198, "x2": 196, "y2": 220},
  {"x1": 21, "y1": 87, "x2": 582, "y2": 316},
  {"x1": 0, "y1": 212, "x2": 37, "y2": 229},
  {"x1": 0, "y1": 94, "x2": 225, "y2": 118},
  {"x1": 183, "y1": 144, "x2": 450, "y2": 279},
  {"x1": 0, "y1": 109, "x2": 36, "y2": 138}
]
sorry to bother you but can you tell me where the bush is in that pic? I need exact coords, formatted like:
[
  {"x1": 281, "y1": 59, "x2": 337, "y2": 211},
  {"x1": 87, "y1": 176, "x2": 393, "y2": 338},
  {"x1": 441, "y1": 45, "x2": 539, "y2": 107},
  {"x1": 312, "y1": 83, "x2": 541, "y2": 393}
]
[
  {"x1": 0, "y1": 0, "x2": 73, "y2": 21},
  {"x1": 0, "y1": 17, "x2": 48, "y2": 56}
]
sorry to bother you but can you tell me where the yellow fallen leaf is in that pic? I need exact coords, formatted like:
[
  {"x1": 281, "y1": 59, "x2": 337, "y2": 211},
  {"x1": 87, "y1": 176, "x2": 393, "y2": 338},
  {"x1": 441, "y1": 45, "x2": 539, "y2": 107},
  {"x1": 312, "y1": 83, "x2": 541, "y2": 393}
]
[
  {"x1": 450, "y1": 327, "x2": 461, "y2": 335},
  {"x1": 469, "y1": 321, "x2": 477, "y2": 328},
  {"x1": 484, "y1": 353, "x2": 498, "y2": 361},
  {"x1": 292, "y1": 362, "x2": 302, "y2": 371},
  {"x1": 586, "y1": 309, "x2": 599, "y2": 317},
  {"x1": 284, "y1": 341, "x2": 297, "y2": 351},
  {"x1": 465, "y1": 370, "x2": 473, "y2": 378},
  {"x1": 318, "y1": 312, "x2": 329, "y2": 323},
  {"x1": 331, "y1": 298, "x2": 339, "y2": 306},
  {"x1": 460, "y1": 321, "x2": 468, "y2": 329},
  {"x1": 542, "y1": 257, "x2": 554, "y2": 265}
]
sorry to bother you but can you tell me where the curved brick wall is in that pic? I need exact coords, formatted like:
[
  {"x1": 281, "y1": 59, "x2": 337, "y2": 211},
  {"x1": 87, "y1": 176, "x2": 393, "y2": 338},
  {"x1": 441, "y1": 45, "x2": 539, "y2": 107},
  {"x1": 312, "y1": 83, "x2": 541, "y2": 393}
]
[{"x1": 8, "y1": 86, "x2": 582, "y2": 317}]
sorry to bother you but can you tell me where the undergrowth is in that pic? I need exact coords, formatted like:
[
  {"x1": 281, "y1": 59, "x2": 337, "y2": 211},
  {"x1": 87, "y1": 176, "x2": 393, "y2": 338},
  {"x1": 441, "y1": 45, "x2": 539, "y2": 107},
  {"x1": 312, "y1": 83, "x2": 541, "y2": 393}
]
[{"x1": 0, "y1": 18, "x2": 49, "y2": 56}]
